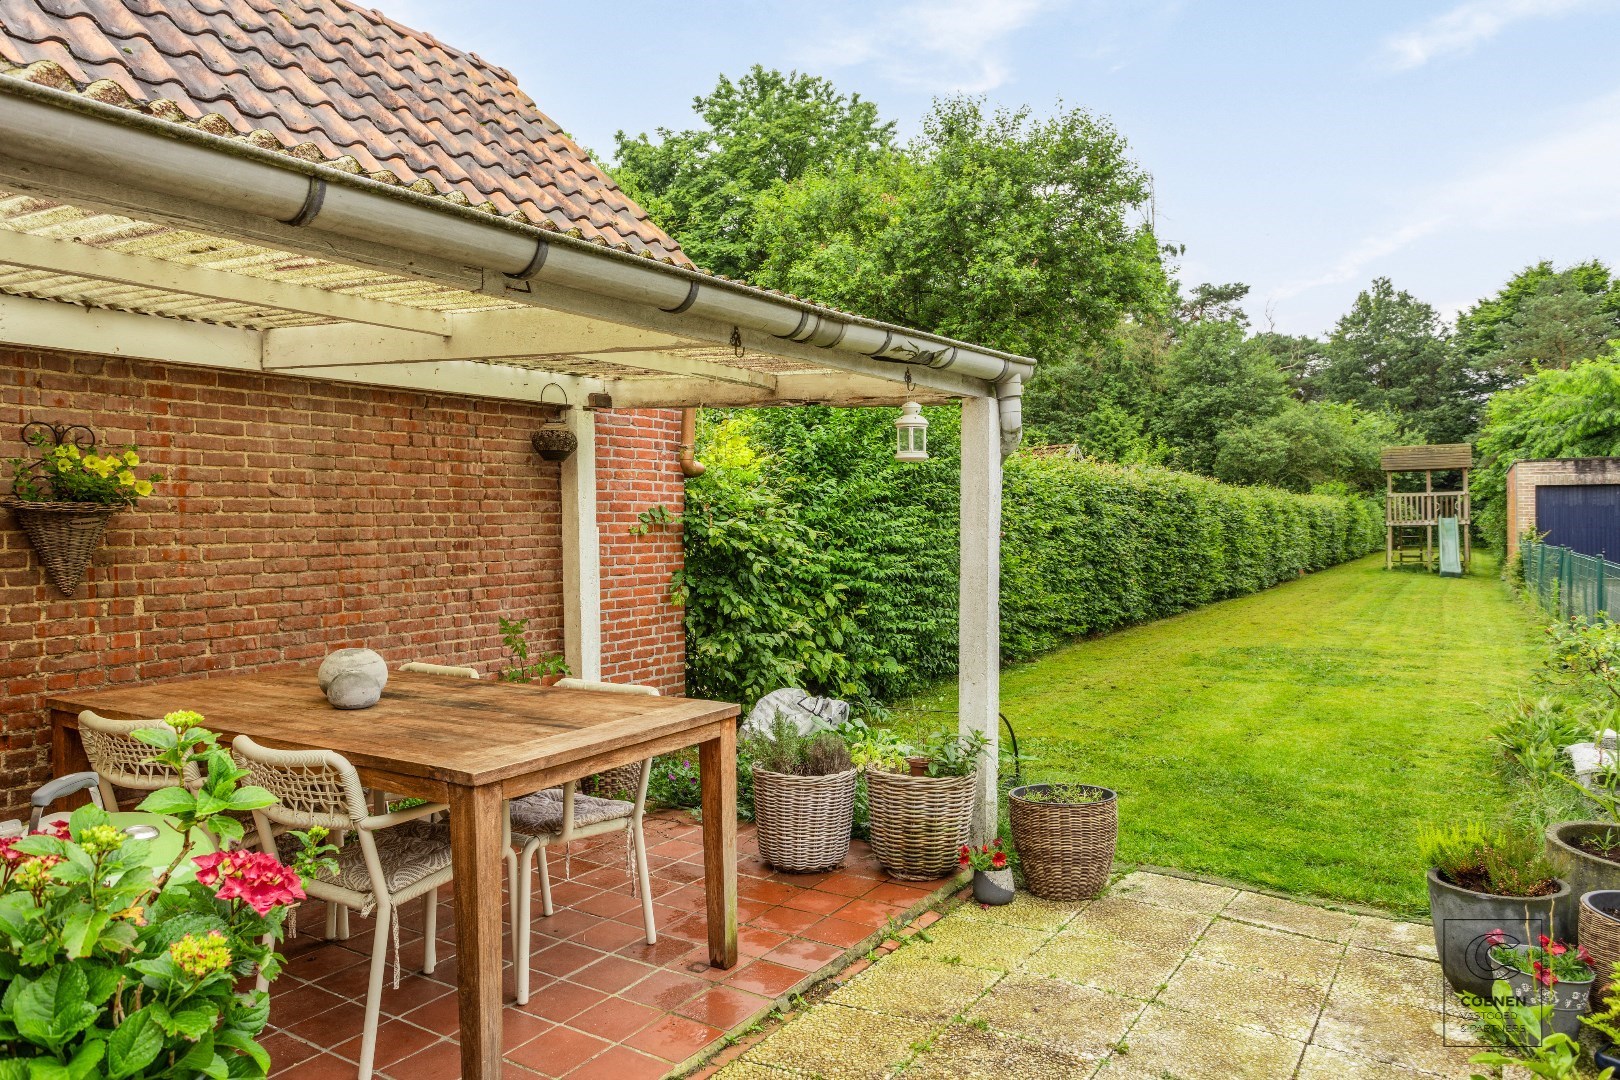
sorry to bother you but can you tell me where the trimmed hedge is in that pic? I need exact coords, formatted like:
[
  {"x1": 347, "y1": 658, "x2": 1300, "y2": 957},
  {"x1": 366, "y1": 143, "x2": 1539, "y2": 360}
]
[{"x1": 677, "y1": 407, "x2": 1383, "y2": 707}]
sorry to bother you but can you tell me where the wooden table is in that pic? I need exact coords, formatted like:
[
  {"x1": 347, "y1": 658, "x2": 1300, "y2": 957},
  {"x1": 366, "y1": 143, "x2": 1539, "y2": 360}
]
[{"x1": 49, "y1": 670, "x2": 740, "y2": 1079}]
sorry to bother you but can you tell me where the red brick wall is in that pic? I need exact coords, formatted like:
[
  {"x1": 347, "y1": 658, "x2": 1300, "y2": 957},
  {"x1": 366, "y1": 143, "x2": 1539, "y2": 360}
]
[
  {"x1": 595, "y1": 410, "x2": 687, "y2": 693},
  {"x1": 0, "y1": 347, "x2": 686, "y2": 817}
]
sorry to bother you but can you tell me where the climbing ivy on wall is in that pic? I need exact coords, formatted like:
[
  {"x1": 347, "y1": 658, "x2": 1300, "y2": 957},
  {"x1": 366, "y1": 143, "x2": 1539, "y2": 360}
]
[{"x1": 670, "y1": 407, "x2": 1383, "y2": 708}]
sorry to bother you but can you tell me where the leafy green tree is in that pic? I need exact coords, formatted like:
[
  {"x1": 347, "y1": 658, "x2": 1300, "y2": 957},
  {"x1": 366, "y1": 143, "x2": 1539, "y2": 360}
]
[
  {"x1": 1022, "y1": 321, "x2": 1171, "y2": 458},
  {"x1": 1212, "y1": 402, "x2": 1410, "y2": 493},
  {"x1": 749, "y1": 95, "x2": 1171, "y2": 361},
  {"x1": 1154, "y1": 319, "x2": 1290, "y2": 474},
  {"x1": 1251, "y1": 331, "x2": 1329, "y2": 400},
  {"x1": 612, "y1": 66, "x2": 895, "y2": 278},
  {"x1": 1315, "y1": 277, "x2": 1479, "y2": 443},
  {"x1": 1473, "y1": 347, "x2": 1620, "y2": 551},
  {"x1": 1456, "y1": 260, "x2": 1620, "y2": 364},
  {"x1": 1177, "y1": 281, "x2": 1251, "y2": 326}
]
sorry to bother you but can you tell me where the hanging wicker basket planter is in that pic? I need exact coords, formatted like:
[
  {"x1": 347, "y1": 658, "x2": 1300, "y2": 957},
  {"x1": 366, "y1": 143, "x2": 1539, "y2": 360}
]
[
  {"x1": 4, "y1": 499, "x2": 119, "y2": 596},
  {"x1": 1009, "y1": 783, "x2": 1118, "y2": 901},
  {"x1": 865, "y1": 768, "x2": 976, "y2": 881},
  {"x1": 752, "y1": 766, "x2": 858, "y2": 873}
]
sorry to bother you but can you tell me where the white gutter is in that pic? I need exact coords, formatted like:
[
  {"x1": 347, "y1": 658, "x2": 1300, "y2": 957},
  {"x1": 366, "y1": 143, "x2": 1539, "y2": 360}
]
[{"x1": 0, "y1": 76, "x2": 1032, "y2": 452}]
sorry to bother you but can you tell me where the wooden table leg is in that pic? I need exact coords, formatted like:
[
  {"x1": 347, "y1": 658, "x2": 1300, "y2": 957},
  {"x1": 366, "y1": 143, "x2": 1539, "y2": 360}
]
[
  {"x1": 698, "y1": 722, "x2": 738, "y2": 968},
  {"x1": 449, "y1": 782, "x2": 505, "y2": 1079}
]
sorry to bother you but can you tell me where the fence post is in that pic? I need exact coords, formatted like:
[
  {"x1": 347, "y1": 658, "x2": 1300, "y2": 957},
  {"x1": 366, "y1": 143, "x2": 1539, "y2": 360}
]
[
  {"x1": 1600, "y1": 555, "x2": 1609, "y2": 618},
  {"x1": 1558, "y1": 546, "x2": 1568, "y2": 618}
]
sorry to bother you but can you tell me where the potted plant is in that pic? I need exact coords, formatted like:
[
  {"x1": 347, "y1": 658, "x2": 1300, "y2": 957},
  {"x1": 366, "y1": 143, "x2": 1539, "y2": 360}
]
[
  {"x1": 859, "y1": 728, "x2": 985, "y2": 881},
  {"x1": 1420, "y1": 822, "x2": 1570, "y2": 1000},
  {"x1": 1470, "y1": 978, "x2": 1609, "y2": 1080},
  {"x1": 747, "y1": 717, "x2": 858, "y2": 873},
  {"x1": 4, "y1": 423, "x2": 161, "y2": 595},
  {"x1": 960, "y1": 840, "x2": 1014, "y2": 905},
  {"x1": 1542, "y1": 617, "x2": 1620, "y2": 905},
  {"x1": 1488, "y1": 931, "x2": 1596, "y2": 1039},
  {"x1": 1008, "y1": 781, "x2": 1118, "y2": 902},
  {"x1": 0, "y1": 709, "x2": 322, "y2": 1074}
]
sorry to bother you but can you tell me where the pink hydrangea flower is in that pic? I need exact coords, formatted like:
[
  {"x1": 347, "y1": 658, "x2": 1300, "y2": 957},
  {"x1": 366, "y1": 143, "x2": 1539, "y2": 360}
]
[{"x1": 193, "y1": 849, "x2": 306, "y2": 915}]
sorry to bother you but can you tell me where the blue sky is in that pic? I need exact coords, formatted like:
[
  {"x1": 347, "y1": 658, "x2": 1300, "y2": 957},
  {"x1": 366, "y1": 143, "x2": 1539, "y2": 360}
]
[{"x1": 389, "y1": 0, "x2": 1619, "y2": 337}]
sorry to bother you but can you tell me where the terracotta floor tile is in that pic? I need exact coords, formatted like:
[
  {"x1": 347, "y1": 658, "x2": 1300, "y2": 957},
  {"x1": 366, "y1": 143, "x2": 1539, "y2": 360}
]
[
  {"x1": 530, "y1": 941, "x2": 603, "y2": 979},
  {"x1": 676, "y1": 946, "x2": 737, "y2": 981},
  {"x1": 379, "y1": 1038, "x2": 461, "y2": 1080},
  {"x1": 624, "y1": 1012, "x2": 724, "y2": 1062},
  {"x1": 284, "y1": 1000, "x2": 368, "y2": 1045},
  {"x1": 575, "y1": 919, "x2": 650, "y2": 953},
  {"x1": 763, "y1": 937, "x2": 846, "y2": 973},
  {"x1": 530, "y1": 909, "x2": 598, "y2": 940},
  {"x1": 674, "y1": 984, "x2": 773, "y2": 1030},
  {"x1": 521, "y1": 980, "x2": 610, "y2": 1024},
  {"x1": 835, "y1": 898, "x2": 906, "y2": 927},
  {"x1": 398, "y1": 990, "x2": 463, "y2": 1036},
  {"x1": 263, "y1": 1030, "x2": 322, "y2": 1075},
  {"x1": 561, "y1": 1044, "x2": 670, "y2": 1080},
  {"x1": 570, "y1": 955, "x2": 655, "y2": 994},
  {"x1": 750, "y1": 906, "x2": 821, "y2": 935},
  {"x1": 651, "y1": 839, "x2": 704, "y2": 860},
  {"x1": 567, "y1": 996, "x2": 663, "y2": 1041},
  {"x1": 723, "y1": 959, "x2": 807, "y2": 999},
  {"x1": 778, "y1": 889, "x2": 850, "y2": 915},
  {"x1": 282, "y1": 944, "x2": 370, "y2": 983},
  {"x1": 864, "y1": 882, "x2": 933, "y2": 906},
  {"x1": 274, "y1": 1052, "x2": 361, "y2": 1079},
  {"x1": 378, "y1": 973, "x2": 456, "y2": 1018},
  {"x1": 270, "y1": 983, "x2": 352, "y2": 1027},
  {"x1": 815, "y1": 872, "x2": 880, "y2": 898},
  {"x1": 618, "y1": 936, "x2": 704, "y2": 967},
  {"x1": 499, "y1": 1010, "x2": 554, "y2": 1052},
  {"x1": 737, "y1": 926, "x2": 790, "y2": 957},
  {"x1": 503, "y1": 1025, "x2": 611, "y2": 1077},
  {"x1": 621, "y1": 968, "x2": 708, "y2": 1011},
  {"x1": 799, "y1": 917, "x2": 876, "y2": 949},
  {"x1": 738, "y1": 879, "x2": 800, "y2": 905},
  {"x1": 332, "y1": 1017, "x2": 444, "y2": 1068},
  {"x1": 655, "y1": 860, "x2": 706, "y2": 885}
]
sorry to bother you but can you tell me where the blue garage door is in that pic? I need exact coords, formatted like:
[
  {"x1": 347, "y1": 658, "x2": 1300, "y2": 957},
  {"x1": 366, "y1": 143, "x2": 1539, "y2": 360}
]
[{"x1": 1538, "y1": 485, "x2": 1620, "y2": 558}]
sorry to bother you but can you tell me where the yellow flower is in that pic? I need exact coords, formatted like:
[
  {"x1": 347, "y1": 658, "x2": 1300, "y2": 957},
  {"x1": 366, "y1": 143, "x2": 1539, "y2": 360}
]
[
  {"x1": 134, "y1": 480, "x2": 153, "y2": 498},
  {"x1": 170, "y1": 931, "x2": 232, "y2": 980},
  {"x1": 118, "y1": 470, "x2": 136, "y2": 487},
  {"x1": 65, "y1": 445, "x2": 81, "y2": 461},
  {"x1": 123, "y1": 450, "x2": 139, "y2": 467},
  {"x1": 83, "y1": 453, "x2": 101, "y2": 470}
]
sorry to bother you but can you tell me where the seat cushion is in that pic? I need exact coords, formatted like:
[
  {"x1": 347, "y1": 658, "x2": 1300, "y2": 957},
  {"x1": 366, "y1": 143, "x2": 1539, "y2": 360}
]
[
  {"x1": 509, "y1": 787, "x2": 632, "y2": 843},
  {"x1": 280, "y1": 821, "x2": 453, "y2": 898}
]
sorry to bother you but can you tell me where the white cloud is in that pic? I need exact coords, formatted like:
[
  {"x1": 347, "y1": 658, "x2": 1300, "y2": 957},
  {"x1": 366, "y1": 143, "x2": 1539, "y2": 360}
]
[
  {"x1": 797, "y1": 0, "x2": 1059, "y2": 94},
  {"x1": 1268, "y1": 86, "x2": 1620, "y2": 305},
  {"x1": 1381, "y1": 0, "x2": 1604, "y2": 70}
]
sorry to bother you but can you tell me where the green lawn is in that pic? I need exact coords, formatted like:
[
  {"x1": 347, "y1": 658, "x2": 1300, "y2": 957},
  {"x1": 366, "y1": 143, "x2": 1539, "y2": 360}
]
[{"x1": 899, "y1": 554, "x2": 1545, "y2": 917}]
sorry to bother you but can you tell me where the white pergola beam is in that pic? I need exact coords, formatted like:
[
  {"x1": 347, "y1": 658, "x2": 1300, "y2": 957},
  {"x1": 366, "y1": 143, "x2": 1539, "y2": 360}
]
[
  {"x1": 578, "y1": 350, "x2": 776, "y2": 390},
  {"x1": 959, "y1": 394, "x2": 1003, "y2": 840},
  {"x1": 603, "y1": 372, "x2": 951, "y2": 408},
  {"x1": 272, "y1": 361, "x2": 604, "y2": 404},
  {"x1": 261, "y1": 308, "x2": 687, "y2": 370},
  {"x1": 0, "y1": 290, "x2": 261, "y2": 368},
  {"x1": 0, "y1": 228, "x2": 452, "y2": 335}
]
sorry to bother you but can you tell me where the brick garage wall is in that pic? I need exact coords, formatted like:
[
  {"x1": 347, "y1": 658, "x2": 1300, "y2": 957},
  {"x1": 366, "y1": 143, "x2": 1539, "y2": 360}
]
[
  {"x1": 1506, "y1": 458, "x2": 1620, "y2": 558},
  {"x1": 595, "y1": 409, "x2": 686, "y2": 693},
  {"x1": 0, "y1": 347, "x2": 685, "y2": 817}
]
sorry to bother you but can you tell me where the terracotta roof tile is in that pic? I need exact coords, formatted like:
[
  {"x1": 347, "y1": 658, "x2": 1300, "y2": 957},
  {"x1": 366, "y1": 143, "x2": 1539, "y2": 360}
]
[{"x1": 0, "y1": 0, "x2": 688, "y2": 263}]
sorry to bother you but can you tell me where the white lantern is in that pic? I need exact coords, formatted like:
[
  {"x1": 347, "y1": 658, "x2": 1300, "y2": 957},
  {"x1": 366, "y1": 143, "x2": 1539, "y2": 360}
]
[{"x1": 894, "y1": 401, "x2": 929, "y2": 462}]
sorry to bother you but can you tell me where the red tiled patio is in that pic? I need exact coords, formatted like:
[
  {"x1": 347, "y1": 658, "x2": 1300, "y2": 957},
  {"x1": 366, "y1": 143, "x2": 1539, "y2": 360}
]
[{"x1": 263, "y1": 813, "x2": 953, "y2": 1079}]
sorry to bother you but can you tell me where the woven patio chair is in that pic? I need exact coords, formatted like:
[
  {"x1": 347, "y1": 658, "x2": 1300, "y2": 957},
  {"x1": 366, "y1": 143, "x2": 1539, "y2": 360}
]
[
  {"x1": 507, "y1": 679, "x2": 659, "y2": 1004},
  {"x1": 78, "y1": 709, "x2": 202, "y2": 811},
  {"x1": 234, "y1": 736, "x2": 454, "y2": 1080}
]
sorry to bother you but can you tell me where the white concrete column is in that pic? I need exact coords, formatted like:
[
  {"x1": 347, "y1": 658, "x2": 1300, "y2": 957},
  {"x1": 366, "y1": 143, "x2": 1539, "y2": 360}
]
[
  {"x1": 959, "y1": 394, "x2": 1002, "y2": 841},
  {"x1": 560, "y1": 408, "x2": 602, "y2": 681}
]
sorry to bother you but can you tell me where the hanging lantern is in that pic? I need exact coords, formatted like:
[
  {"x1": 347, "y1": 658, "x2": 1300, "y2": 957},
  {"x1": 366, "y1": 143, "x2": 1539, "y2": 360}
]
[
  {"x1": 530, "y1": 384, "x2": 577, "y2": 462},
  {"x1": 894, "y1": 402, "x2": 928, "y2": 462}
]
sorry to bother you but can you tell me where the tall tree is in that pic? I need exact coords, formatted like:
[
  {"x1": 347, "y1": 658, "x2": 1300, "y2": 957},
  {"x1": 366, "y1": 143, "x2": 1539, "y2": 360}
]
[
  {"x1": 1021, "y1": 320, "x2": 1171, "y2": 458},
  {"x1": 749, "y1": 96, "x2": 1172, "y2": 362},
  {"x1": 1212, "y1": 402, "x2": 1410, "y2": 493},
  {"x1": 1455, "y1": 260, "x2": 1620, "y2": 364},
  {"x1": 1315, "y1": 277, "x2": 1478, "y2": 443},
  {"x1": 1154, "y1": 319, "x2": 1290, "y2": 475},
  {"x1": 612, "y1": 67, "x2": 895, "y2": 278}
]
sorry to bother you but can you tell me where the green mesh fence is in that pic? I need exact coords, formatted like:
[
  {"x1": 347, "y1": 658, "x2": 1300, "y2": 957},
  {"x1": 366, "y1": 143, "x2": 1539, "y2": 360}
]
[{"x1": 1526, "y1": 542, "x2": 1620, "y2": 619}]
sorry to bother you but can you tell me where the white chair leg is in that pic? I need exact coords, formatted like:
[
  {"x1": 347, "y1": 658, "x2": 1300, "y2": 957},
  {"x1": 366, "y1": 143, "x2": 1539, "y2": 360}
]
[
  {"x1": 337, "y1": 906, "x2": 350, "y2": 941},
  {"x1": 324, "y1": 901, "x2": 339, "y2": 940},
  {"x1": 537, "y1": 845, "x2": 554, "y2": 917},
  {"x1": 423, "y1": 892, "x2": 438, "y2": 976},
  {"x1": 516, "y1": 847, "x2": 536, "y2": 1005},
  {"x1": 632, "y1": 821, "x2": 656, "y2": 945},
  {"x1": 358, "y1": 902, "x2": 390, "y2": 1080}
]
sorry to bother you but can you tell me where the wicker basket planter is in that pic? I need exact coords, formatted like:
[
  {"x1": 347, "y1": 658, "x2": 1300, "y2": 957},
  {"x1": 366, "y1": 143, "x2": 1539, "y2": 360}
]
[
  {"x1": 3, "y1": 499, "x2": 119, "y2": 596},
  {"x1": 580, "y1": 762, "x2": 643, "y2": 802},
  {"x1": 752, "y1": 766, "x2": 858, "y2": 873},
  {"x1": 1009, "y1": 783, "x2": 1118, "y2": 901},
  {"x1": 865, "y1": 768, "x2": 976, "y2": 881},
  {"x1": 1582, "y1": 890, "x2": 1620, "y2": 1006}
]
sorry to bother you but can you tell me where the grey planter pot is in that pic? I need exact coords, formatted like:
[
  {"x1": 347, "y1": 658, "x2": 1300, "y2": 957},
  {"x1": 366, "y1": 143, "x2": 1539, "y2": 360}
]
[
  {"x1": 1426, "y1": 867, "x2": 1570, "y2": 1002},
  {"x1": 1546, "y1": 821, "x2": 1620, "y2": 939},
  {"x1": 972, "y1": 868, "x2": 1015, "y2": 905},
  {"x1": 1492, "y1": 945, "x2": 1594, "y2": 1040}
]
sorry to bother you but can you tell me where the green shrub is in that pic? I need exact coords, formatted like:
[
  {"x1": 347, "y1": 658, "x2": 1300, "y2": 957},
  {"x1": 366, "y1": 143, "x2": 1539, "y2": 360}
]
[
  {"x1": 1418, "y1": 822, "x2": 1558, "y2": 897},
  {"x1": 673, "y1": 407, "x2": 1382, "y2": 709}
]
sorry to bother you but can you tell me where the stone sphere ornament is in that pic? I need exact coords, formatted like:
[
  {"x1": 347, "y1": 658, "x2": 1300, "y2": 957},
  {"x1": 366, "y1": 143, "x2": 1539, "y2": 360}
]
[{"x1": 317, "y1": 648, "x2": 388, "y2": 709}]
